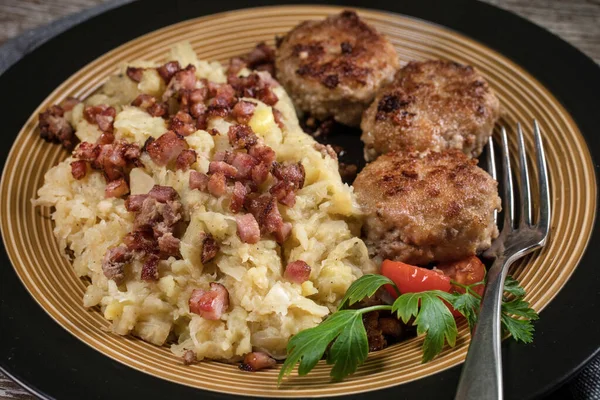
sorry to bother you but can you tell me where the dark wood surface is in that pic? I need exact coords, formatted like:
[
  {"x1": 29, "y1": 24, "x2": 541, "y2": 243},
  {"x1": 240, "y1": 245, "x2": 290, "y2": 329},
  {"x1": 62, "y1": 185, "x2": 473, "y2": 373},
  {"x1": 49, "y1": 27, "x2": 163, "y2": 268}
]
[{"x1": 0, "y1": 0, "x2": 598, "y2": 398}]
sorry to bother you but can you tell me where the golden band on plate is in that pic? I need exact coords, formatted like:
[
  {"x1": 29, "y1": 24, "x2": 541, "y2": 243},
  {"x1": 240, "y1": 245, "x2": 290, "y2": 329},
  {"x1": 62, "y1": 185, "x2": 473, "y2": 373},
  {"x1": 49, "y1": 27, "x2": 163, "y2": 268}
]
[{"x1": 0, "y1": 5, "x2": 595, "y2": 397}]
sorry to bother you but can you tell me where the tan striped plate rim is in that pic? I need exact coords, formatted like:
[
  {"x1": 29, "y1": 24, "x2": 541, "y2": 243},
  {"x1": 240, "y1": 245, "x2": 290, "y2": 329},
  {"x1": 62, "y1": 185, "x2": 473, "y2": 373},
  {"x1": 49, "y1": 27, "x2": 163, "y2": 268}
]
[{"x1": 0, "y1": 5, "x2": 596, "y2": 398}]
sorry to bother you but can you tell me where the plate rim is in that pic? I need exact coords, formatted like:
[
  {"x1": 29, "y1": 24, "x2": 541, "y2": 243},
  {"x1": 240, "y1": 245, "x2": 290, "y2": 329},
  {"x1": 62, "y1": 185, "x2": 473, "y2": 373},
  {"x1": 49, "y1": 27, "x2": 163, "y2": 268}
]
[{"x1": 1, "y1": 0, "x2": 599, "y2": 399}]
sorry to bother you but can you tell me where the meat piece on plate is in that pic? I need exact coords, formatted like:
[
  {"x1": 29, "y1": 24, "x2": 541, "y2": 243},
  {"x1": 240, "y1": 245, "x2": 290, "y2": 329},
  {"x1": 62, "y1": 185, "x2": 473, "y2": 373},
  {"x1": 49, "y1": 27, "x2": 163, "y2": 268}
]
[
  {"x1": 239, "y1": 352, "x2": 277, "y2": 372},
  {"x1": 276, "y1": 10, "x2": 399, "y2": 126},
  {"x1": 284, "y1": 260, "x2": 311, "y2": 283},
  {"x1": 146, "y1": 131, "x2": 189, "y2": 166},
  {"x1": 235, "y1": 213, "x2": 260, "y2": 244},
  {"x1": 70, "y1": 160, "x2": 87, "y2": 180},
  {"x1": 189, "y1": 171, "x2": 209, "y2": 191},
  {"x1": 102, "y1": 244, "x2": 132, "y2": 284},
  {"x1": 38, "y1": 105, "x2": 77, "y2": 150},
  {"x1": 360, "y1": 60, "x2": 500, "y2": 160},
  {"x1": 353, "y1": 150, "x2": 501, "y2": 265},
  {"x1": 200, "y1": 232, "x2": 220, "y2": 264},
  {"x1": 189, "y1": 283, "x2": 230, "y2": 320}
]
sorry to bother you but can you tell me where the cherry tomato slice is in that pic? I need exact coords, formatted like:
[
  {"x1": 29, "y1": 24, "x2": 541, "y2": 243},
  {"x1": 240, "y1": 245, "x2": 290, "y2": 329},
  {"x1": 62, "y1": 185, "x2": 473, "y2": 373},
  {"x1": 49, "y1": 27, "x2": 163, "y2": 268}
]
[
  {"x1": 436, "y1": 256, "x2": 486, "y2": 297},
  {"x1": 381, "y1": 260, "x2": 452, "y2": 298}
]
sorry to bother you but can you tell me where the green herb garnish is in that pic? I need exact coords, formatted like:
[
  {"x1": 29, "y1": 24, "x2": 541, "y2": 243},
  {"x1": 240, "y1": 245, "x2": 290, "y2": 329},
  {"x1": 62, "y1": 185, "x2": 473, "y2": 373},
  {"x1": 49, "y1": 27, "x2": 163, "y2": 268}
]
[{"x1": 278, "y1": 273, "x2": 538, "y2": 383}]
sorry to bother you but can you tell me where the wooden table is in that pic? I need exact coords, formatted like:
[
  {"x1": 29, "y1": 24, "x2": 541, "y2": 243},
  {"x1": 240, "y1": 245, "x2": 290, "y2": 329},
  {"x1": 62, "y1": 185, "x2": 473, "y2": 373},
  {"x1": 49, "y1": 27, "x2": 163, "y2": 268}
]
[{"x1": 0, "y1": 0, "x2": 598, "y2": 398}]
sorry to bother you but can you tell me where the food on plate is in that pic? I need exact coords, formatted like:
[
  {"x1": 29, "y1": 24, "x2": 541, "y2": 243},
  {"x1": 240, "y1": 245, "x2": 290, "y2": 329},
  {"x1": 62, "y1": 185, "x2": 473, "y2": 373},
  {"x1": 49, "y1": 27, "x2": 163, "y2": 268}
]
[
  {"x1": 31, "y1": 9, "x2": 539, "y2": 385},
  {"x1": 275, "y1": 10, "x2": 399, "y2": 127},
  {"x1": 279, "y1": 264, "x2": 537, "y2": 382},
  {"x1": 361, "y1": 60, "x2": 500, "y2": 161},
  {"x1": 34, "y1": 42, "x2": 376, "y2": 364},
  {"x1": 353, "y1": 150, "x2": 501, "y2": 265}
]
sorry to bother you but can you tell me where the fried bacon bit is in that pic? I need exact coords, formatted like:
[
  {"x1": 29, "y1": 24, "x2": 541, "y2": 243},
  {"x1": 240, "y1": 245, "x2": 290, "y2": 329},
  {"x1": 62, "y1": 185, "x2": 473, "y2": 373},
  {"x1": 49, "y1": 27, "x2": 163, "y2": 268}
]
[
  {"x1": 200, "y1": 232, "x2": 220, "y2": 264},
  {"x1": 284, "y1": 260, "x2": 311, "y2": 284},
  {"x1": 209, "y1": 161, "x2": 237, "y2": 179},
  {"x1": 102, "y1": 244, "x2": 131, "y2": 284},
  {"x1": 182, "y1": 350, "x2": 197, "y2": 365},
  {"x1": 235, "y1": 213, "x2": 261, "y2": 244},
  {"x1": 231, "y1": 100, "x2": 256, "y2": 124},
  {"x1": 83, "y1": 105, "x2": 117, "y2": 132},
  {"x1": 248, "y1": 144, "x2": 276, "y2": 166},
  {"x1": 96, "y1": 132, "x2": 115, "y2": 145},
  {"x1": 126, "y1": 67, "x2": 145, "y2": 82},
  {"x1": 180, "y1": 88, "x2": 208, "y2": 118},
  {"x1": 146, "y1": 131, "x2": 189, "y2": 166},
  {"x1": 272, "y1": 108, "x2": 284, "y2": 129},
  {"x1": 157, "y1": 61, "x2": 181, "y2": 82},
  {"x1": 244, "y1": 194, "x2": 291, "y2": 243},
  {"x1": 123, "y1": 230, "x2": 155, "y2": 253},
  {"x1": 270, "y1": 162, "x2": 305, "y2": 207},
  {"x1": 163, "y1": 65, "x2": 197, "y2": 101},
  {"x1": 141, "y1": 254, "x2": 160, "y2": 281},
  {"x1": 230, "y1": 181, "x2": 247, "y2": 213},
  {"x1": 74, "y1": 141, "x2": 99, "y2": 161},
  {"x1": 228, "y1": 124, "x2": 258, "y2": 149},
  {"x1": 379, "y1": 317, "x2": 403, "y2": 338},
  {"x1": 363, "y1": 311, "x2": 387, "y2": 352},
  {"x1": 207, "y1": 83, "x2": 237, "y2": 117},
  {"x1": 38, "y1": 105, "x2": 77, "y2": 150},
  {"x1": 60, "y1": 97, "x2": 80, "y2": 112},
  {"x1": 189, "y1": 170, "x2": 209, "y2": 191},
  {"x1": 207, "y1": 172, "x2": 227, "y2": 197},
  {"x1": 70, "y1": 160, "x2": 87, "y2": 180},
  {"x1": 189, "y1": 282, "x2": 230, "y2": 320},
  {"x1": 175, "y1": 149, "x2": 197, "y2": 171},
  {"x1": 158, "y1": 232, "x2": 181, "y2": 256},
  {"x1": 105, "y1": 178, "x2": 129, "y2": 198},
  {"x1": 73, "y1": 140, "x2": 141, "y2": 182},
  {"x1": 170, "y1": 111, "x2": 196, "y2": 136},
  {"x1": 239, "y1": 352, "x2": 276, "y2": 372},
  {"x1": 245, "y1": 42, "x2": 276, "y2": 75},
  {"x1": 227, "y1": 57, "x2": 247, "y2": 78},
  {"x1": 125, "y1": 194, "x2": 147, "y2": 212},
  {"x1": 272, "y1": 162, "x2": 305, "y2": 189},
  {"x1": 314, "y1": 143, "x2": 337, "y2": 160},
  {"x1": 148, "y1": 185, "x2": 179, "y2": 203},
  {"x1": 228, "y1": 72, "x2": 279, "y2": 106},
  {"x1": 230, "y1": 152, "x2": 258, "y2": 181},
  {"x1": 131, "y1": 94, "x2": 168, "y2": 118}
]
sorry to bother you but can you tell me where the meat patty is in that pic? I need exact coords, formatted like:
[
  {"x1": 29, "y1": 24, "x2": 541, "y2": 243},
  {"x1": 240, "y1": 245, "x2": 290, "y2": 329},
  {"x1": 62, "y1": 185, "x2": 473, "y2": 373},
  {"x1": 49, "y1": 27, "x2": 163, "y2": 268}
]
[
  {"x1": 353, "y1": 150, "x2": 500, "y2": 265},
  {"x1": 276, "y1": 10, "x2": 399, "y2": 127},
  {"x1": 360, "y1": 60, "x2": 500, "y2": 161}
]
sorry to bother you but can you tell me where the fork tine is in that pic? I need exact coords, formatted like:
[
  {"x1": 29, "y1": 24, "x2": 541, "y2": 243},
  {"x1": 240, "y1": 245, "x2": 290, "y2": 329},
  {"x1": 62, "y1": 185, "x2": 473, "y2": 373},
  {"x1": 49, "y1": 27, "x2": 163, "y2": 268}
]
[
  {"x1": 486, "y1": 136, "x2": 498, "y2": 225},
  {"x1": 533, "y1": 120, "x2": 551, "y2": 242},
  {"x1": 500, "y1": 126, "x2": 515, "y2": 231},
  {"x1": 517, "y1": 123, "x2": 532, "y2": 226}
]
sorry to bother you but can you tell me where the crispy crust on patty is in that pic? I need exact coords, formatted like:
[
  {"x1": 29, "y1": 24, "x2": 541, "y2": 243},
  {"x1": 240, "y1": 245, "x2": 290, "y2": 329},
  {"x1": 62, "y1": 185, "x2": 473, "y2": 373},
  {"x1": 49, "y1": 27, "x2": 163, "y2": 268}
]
[
  {"x1": 353, "y1": 150, "x2": 501, "y2": 265},
  {"x1": 361, "y1": 60, "x2": 500, "y2": 160},
  {"x1": 276, "y1": 10, "x2": 399, "y2": 126}
]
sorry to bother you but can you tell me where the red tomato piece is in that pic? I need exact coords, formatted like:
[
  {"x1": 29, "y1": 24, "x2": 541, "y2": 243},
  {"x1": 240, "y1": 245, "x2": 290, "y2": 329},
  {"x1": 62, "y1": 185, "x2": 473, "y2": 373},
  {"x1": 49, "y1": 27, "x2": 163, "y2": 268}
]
[
  {"x1": 436, "y1": 256, "x2": 486, "y2": 297},
  {"x1": 381, "y1": 260, "x2": 452, "y2": 298}
]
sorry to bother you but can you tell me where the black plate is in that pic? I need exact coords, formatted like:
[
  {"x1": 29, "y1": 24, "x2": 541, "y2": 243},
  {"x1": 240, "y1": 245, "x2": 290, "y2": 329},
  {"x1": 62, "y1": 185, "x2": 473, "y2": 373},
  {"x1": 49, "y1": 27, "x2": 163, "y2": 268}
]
[{"x1": 1, "y1": 1, "x2": 599, "y2": 399}]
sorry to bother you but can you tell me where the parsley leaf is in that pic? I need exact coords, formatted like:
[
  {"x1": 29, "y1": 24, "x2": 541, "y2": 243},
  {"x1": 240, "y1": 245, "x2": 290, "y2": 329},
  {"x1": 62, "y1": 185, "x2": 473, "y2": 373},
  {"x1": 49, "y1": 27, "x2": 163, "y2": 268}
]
[
  {"x1": 278, "y1": 309, "x2": 375, "y2": 383},
  {"x1": 501, "y1": 313, "x2": 535, "y2": 343},
  {"x1": 338, "y1": 274, "x2": 397, "y2": 309},
  {"x1": 503, "y1": 276, "x2": 526, "y2": 298},
  {"x1": 392, "y1": 291, "x2": 458, "y2": 362},
  {"x1": 449, "y1": 291, "x2": 480, "y2": 330},
  {"x1": 327, "y1": 312, "x2": 369, "y2": 380}
]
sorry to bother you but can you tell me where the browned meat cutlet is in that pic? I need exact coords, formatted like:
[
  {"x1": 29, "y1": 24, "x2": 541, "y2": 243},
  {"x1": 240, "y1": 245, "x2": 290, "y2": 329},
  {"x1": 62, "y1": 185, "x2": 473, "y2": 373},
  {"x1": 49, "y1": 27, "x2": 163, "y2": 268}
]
[
  {"x1": 276, "y1": 10, "x2": 399, "y2": 127},
  {"x1": 361, "y1": 60, "x2": 500, "y2": 161},
  {"x1": 353, "y1": 150, "x2": 501, "y2": 265}
]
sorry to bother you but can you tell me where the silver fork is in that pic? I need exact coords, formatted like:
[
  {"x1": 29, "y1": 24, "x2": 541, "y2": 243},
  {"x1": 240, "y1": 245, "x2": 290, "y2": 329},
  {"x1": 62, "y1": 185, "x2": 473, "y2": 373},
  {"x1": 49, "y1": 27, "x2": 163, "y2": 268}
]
[{"x1": 455, "y1": 120, "x2": 551, "y2": 400}]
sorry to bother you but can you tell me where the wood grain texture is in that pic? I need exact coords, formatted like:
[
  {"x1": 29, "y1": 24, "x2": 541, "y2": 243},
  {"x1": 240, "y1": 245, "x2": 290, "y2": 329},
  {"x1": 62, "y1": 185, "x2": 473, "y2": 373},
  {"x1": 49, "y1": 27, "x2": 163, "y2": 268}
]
[{"x1": 0, "y1": 1, "x2": 598, "y2": 399}]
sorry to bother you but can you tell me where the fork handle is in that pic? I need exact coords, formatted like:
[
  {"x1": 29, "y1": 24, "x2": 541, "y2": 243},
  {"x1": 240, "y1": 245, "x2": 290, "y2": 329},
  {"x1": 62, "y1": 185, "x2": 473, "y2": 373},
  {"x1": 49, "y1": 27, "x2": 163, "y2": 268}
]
[{"x1": 455, "y1": 256, "x2": 512, "y2": 400}]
